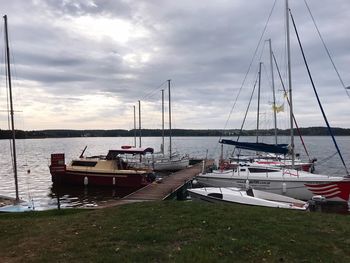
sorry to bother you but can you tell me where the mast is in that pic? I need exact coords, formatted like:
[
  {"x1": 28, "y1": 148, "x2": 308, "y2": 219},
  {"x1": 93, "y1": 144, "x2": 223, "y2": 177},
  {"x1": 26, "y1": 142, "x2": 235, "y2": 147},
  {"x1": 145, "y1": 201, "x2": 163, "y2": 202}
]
[
  {"x1": 286, "y1": 0, "x2": 295, "y2": 167},
  {"x1": 133, "y1": 105, "x2": 136, "y2": 147},
  {"x1": 167, "y1": 79, "x2": 172, "y2": 158},
  {"x1": 4, "y1": 15, "x2": 19, "y2": 202},
  {"x1": 268, "y1": 39, "x2": 278, "y2": 145},
  {"x1": 256, "y1": 62, "x2": 262, "y2": 143},
  {"x1": 161, "y1": 89, "x2": 165, "y2": 155},
  {"x1": 138, "y1": 100, "x2": 141, "y2": 148}
]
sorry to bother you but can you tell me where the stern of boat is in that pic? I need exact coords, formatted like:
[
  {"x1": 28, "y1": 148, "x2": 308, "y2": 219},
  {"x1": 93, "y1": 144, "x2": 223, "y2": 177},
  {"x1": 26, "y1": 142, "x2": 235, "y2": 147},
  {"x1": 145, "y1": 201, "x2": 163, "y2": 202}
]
[{"x1": 49, "y1": 153, "x2": 66, "y2": 182}]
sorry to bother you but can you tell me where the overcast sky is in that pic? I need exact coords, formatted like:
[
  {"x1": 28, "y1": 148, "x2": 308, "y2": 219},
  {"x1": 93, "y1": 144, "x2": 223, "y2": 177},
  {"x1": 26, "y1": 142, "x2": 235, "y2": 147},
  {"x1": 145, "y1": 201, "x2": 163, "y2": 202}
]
[{"x1": 0, "y1": 0, "x2": 349, "y2": 131}]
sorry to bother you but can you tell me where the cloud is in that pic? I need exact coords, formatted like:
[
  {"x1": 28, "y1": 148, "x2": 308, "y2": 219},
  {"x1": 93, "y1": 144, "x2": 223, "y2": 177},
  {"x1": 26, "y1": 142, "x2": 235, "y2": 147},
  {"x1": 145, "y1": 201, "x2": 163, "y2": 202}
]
[{"x1": 0, "y1": 0, "x2": 349, "y2": 130}]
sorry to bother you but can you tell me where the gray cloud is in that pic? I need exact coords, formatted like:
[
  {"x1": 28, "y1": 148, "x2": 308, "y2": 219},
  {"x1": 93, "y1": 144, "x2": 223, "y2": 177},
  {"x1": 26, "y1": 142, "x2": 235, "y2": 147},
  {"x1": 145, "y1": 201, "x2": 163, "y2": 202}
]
[{"x1": 0, "y1": 0, "x2": 349, "y2": 130}]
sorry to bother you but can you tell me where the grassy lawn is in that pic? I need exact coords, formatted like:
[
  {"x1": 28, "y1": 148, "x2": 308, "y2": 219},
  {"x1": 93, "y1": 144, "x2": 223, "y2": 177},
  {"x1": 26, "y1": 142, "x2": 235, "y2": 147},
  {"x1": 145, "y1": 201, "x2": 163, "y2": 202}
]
[{"x1": 1, "y1": 201, "x2": 350, "y2": 262}]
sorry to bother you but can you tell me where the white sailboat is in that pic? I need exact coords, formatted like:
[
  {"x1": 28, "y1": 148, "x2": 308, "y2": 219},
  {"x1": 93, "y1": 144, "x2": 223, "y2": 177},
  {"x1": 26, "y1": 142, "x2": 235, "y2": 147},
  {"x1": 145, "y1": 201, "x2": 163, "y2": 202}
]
[
  {"x1": 188, "y1": 187, "x2": 308, "y2": 210},
  {"x1": 196, "y1": 0, "x2": 350, "y2": 202},
  {"x1": 0, "y1": 15, "x2": 34, "y2": 212},
  {"x1": 225, "y1": 39, "x2": 315, "y2": 172},
  {"x1": 132, "y1": 80, "x2": 189, "y2": 172},
  {"x1": 152, "y1": 80, "x2": 189, "y2": 171}
]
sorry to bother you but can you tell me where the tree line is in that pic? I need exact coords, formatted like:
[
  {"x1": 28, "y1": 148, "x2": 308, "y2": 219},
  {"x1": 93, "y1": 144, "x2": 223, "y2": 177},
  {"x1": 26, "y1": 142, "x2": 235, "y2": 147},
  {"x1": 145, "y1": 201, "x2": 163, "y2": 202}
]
[{"x1": 0, "y1": 126, "x2": 350, "y2": 139}]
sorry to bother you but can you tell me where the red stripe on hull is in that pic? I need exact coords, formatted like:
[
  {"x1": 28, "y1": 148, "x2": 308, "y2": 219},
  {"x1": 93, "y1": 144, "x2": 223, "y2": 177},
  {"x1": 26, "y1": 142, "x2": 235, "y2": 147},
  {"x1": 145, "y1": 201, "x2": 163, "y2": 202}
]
[{"x1": 305, "y1": 181, "x2": 350, "y2": 201}]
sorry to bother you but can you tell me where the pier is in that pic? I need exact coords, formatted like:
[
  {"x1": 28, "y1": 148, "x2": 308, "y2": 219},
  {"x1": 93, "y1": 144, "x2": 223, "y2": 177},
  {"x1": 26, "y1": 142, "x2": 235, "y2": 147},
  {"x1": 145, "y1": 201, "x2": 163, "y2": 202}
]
[{"x1": 96, "y1": 159, "x2": 214, "y2": 208}]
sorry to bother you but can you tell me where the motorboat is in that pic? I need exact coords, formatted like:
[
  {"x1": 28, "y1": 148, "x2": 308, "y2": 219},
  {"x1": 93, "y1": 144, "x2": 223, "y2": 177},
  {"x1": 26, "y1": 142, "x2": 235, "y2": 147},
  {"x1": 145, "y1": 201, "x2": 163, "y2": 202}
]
[
  {"x1": 188, "y1": 187, "x2": 308, "y2": 210},
  {"x1": 49, "y1": 147, "x2": 156, "y2": 189}
]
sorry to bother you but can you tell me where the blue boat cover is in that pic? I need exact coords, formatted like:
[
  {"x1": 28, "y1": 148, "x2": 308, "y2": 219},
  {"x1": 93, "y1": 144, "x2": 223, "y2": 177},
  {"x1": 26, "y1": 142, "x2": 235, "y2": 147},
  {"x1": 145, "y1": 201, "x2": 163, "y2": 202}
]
[{"x1": 220, "y1": 139, "x2": 289, "y2": 155}]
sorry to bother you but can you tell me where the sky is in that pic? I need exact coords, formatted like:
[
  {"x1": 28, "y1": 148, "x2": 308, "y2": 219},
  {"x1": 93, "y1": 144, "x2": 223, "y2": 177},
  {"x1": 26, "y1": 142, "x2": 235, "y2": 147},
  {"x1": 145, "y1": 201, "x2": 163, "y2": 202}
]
[{"x1": 0, "y1": 0, "x2": 349, "y2": 131}]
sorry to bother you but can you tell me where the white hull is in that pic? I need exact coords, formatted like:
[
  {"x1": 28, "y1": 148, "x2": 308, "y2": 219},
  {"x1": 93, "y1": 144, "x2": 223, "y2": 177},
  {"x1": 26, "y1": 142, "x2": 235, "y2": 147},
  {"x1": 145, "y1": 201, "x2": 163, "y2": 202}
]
[
  {"x1": 0, "y1": 203, "x2": 35, "y2": 213},
  {"x1": 153, "y1": 157, "x2": 189, "y2": 171},
  {"x1": 188, "y1": 187, "x2": 308, "y2": 210},
  {"x1": 227, "y1": 157, "x2": 315, "y2": 172},
  {"x1": 196, "y1": 167, "x2": 350, "y2": 202}
]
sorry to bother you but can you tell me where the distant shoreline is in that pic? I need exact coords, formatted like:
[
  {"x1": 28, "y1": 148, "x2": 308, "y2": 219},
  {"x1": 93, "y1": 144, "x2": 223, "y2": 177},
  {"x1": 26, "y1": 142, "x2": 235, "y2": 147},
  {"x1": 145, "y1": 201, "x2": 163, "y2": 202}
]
[{"x1": 1, "y1": 126, "x2": 350, "y2": 139}]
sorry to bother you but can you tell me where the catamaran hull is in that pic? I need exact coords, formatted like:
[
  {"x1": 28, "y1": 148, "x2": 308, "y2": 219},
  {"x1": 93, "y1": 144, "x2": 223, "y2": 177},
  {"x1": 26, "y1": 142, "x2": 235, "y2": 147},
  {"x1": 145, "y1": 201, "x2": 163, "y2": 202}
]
[{"x1": 196, "y1": 174, "x2": 350, "y2": 202}]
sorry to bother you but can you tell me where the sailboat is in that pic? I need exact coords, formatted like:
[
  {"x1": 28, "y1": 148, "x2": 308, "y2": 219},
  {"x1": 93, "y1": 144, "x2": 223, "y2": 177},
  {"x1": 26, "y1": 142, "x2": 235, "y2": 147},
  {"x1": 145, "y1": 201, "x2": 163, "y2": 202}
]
[
  {"x1": 196, "y1": 0, "x2": 350, "y2": 202},
  {"x1": 224, "y1": 40, "x2": 315, "y2": 172},
  {"x1": 151, "y1": 80, "x2": 189, "y2": 171},
  {"x1": 130, "y1": 80, "x2": 189, "y2": 171},
  {"x1": 0, "y1": 15, "x2": 34, "y2": 212}
]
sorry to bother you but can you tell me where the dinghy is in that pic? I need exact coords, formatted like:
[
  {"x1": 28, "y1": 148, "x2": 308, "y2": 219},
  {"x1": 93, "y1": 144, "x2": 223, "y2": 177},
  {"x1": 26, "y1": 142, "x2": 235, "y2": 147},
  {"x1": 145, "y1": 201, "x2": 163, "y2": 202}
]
[{"x1": 188, "y1": 187, "x2": 308, "y2": 210}]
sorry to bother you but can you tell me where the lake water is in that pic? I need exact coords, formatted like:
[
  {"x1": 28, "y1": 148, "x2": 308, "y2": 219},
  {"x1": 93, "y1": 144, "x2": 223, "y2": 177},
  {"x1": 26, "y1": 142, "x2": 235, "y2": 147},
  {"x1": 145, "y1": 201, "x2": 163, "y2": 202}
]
[{"x1": 0, "y1": 136, "x2": 349, "y2": 210}]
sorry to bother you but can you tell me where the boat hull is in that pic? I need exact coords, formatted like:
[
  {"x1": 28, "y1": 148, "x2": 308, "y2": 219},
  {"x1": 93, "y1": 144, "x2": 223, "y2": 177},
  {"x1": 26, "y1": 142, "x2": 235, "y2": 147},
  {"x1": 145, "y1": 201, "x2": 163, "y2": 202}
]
[
  {"x1": 51, "y1": 170, "x2": 152, "y2": 188},
  {"x1": 196, "y1": 171, "x2": 350, "y2": 202},
  {"x1": 188, "y1": 187, "x2": 308, "y2": 210},
  {"x1": 49, "y1": 153, "x2": 155, "y2": 188},
  {"x1": 52, "y1": 171, "x2": 149, "y2": 188},
  {"x1": 153, "y1": 158, "x2": 189, "y2": 171}
]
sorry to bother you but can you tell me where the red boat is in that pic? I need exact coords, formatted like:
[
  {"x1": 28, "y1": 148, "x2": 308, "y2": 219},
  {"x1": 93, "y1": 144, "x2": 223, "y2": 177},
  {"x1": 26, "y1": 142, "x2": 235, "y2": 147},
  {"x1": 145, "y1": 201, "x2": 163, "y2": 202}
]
[{"x1": 49, "y1": 147, "x2": 156, "y2": 189}]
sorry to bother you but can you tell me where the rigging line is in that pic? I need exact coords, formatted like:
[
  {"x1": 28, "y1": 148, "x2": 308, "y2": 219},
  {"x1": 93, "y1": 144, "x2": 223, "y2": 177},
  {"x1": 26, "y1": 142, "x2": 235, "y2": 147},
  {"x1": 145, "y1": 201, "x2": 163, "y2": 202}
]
[
  {"x1": 317, "y1": 151, "x2": 338, "y2": 164},
  {"x1": 7, "y1": 25, "x2": 29, "y2": 169},
  {"x1": 304, "y1": 0, "x2": 350, "y2": 99},
  {"x1": 141, "y1": 80, "x2": 167, "y2": 101},
  {"x1": 0, "y1": 26, "x2": 4, "y2": 79},
  {"x1": 289, "y1": 9, "x2": 349, "y2": 175},
  {"x1": 262, "y1": 58, "x2": 272, "y2": 94},
  {"x1": 232, "y1": 72, "x2": 259, "y2": 156},
  {"x1": 272, "y1": 52, "x2": 311, "y2": 160},
  {"x1": 219, "y1": 0, "x2": 278, "y2": 141},
  {"x1": 262, "y1": 62, "x2": 276, "y2": 130}
]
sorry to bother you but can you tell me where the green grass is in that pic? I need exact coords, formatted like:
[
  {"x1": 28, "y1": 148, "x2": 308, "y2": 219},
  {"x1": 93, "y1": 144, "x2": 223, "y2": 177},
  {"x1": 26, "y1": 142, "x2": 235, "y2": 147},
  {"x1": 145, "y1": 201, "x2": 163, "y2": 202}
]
[{"x1": 1, "y1": 201, "x2": 350, "y2": 262}]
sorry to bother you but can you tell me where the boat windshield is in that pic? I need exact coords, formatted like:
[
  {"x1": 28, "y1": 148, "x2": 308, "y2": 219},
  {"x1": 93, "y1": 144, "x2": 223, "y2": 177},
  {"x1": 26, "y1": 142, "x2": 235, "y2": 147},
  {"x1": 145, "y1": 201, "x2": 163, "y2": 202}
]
[
  {"x1": 248, "y1": 167, "x2": 278, "y2": 173},
  {"x1": 71, "y1": 161, "x2": 97, "y2": 167}
]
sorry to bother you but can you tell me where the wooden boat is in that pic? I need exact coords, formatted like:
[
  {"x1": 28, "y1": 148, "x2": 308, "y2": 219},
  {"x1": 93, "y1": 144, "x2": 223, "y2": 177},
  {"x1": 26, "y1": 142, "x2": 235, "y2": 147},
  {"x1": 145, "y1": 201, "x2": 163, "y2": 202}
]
[
  {"x1": 187, "y1": 187, "x2": 308, "y2": 210},
  {"x1": 49, "y1": 147, "x2": 156, "y2": 189}
]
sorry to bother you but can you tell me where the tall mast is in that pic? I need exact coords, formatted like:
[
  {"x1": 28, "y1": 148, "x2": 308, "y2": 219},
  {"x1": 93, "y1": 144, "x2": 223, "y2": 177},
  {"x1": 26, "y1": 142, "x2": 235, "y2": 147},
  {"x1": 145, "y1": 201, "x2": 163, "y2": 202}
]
[
  {"x1": 133, "y1": 105, "x2": 136, "y2": 147},
  {"x1": 4, "y1": 15, "x2": 19, "y2": 202},
  {"x1": 256, "y1": 62, "x2": 262, "y2": 143},
  {"x1": 138, "y1": 100, "x2": 141, "y2": 148},
  {"x1": 161, "y1": 89, "x2": 165, "y2": 155},
  {"x1": 167, "y1": 79, "x2": 172, "y2": 158},
  {"x1": 268, "y1": 39, "x2": 278, "y2": 145},
  {"x1": 286, "y1": 0, "x2": 295, "y2": 167}
]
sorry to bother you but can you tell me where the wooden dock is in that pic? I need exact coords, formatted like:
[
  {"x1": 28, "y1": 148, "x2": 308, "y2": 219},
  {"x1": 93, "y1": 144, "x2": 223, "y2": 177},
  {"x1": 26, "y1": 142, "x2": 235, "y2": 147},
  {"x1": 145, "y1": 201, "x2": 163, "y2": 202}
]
[{"x1": 95, "y1": 159, "x2": 214, "y2": 208}]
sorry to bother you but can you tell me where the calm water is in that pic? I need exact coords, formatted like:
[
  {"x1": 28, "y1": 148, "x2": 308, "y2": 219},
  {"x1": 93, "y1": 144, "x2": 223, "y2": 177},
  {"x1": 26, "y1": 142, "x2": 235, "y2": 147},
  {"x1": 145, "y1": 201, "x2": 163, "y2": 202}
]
[{"x1": 0, "y1": 136, "x2": 349, "y2": 209}]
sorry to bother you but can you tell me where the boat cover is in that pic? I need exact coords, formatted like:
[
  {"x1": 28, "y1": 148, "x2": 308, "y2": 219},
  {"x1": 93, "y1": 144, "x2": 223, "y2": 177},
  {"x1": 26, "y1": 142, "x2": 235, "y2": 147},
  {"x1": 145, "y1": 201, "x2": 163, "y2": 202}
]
[
  {"x1": 106, "y1": 147, "x2": 154, "y2": 159},
  {"x1": 220, "y1": 139, "x2": 289, "y2": 155}
]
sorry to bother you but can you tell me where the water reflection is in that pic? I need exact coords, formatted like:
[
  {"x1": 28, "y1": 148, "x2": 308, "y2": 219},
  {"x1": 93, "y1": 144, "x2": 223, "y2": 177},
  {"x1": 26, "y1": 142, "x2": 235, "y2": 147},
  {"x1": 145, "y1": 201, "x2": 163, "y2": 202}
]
[
  {"x1": 1, "y1": 136, "x2": 350, "y2": 212},
  {"x1": 49, "y1": 185, "x2": 136, "y2": 208}
]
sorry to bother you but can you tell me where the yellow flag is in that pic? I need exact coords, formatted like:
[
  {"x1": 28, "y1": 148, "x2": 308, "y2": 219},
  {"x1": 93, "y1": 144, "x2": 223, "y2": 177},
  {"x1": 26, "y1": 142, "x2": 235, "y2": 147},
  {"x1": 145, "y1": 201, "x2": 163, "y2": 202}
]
[{"x1": 272, "y1": 104, "x2": 284, "y2": 113}]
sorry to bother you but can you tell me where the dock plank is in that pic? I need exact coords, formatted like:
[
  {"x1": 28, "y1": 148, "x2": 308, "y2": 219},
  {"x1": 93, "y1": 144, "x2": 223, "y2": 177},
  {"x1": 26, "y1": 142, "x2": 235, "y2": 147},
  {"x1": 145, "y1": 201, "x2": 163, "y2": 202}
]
[{"x1": 95, "y1": 159, "x2": 213, "y2": 208}]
